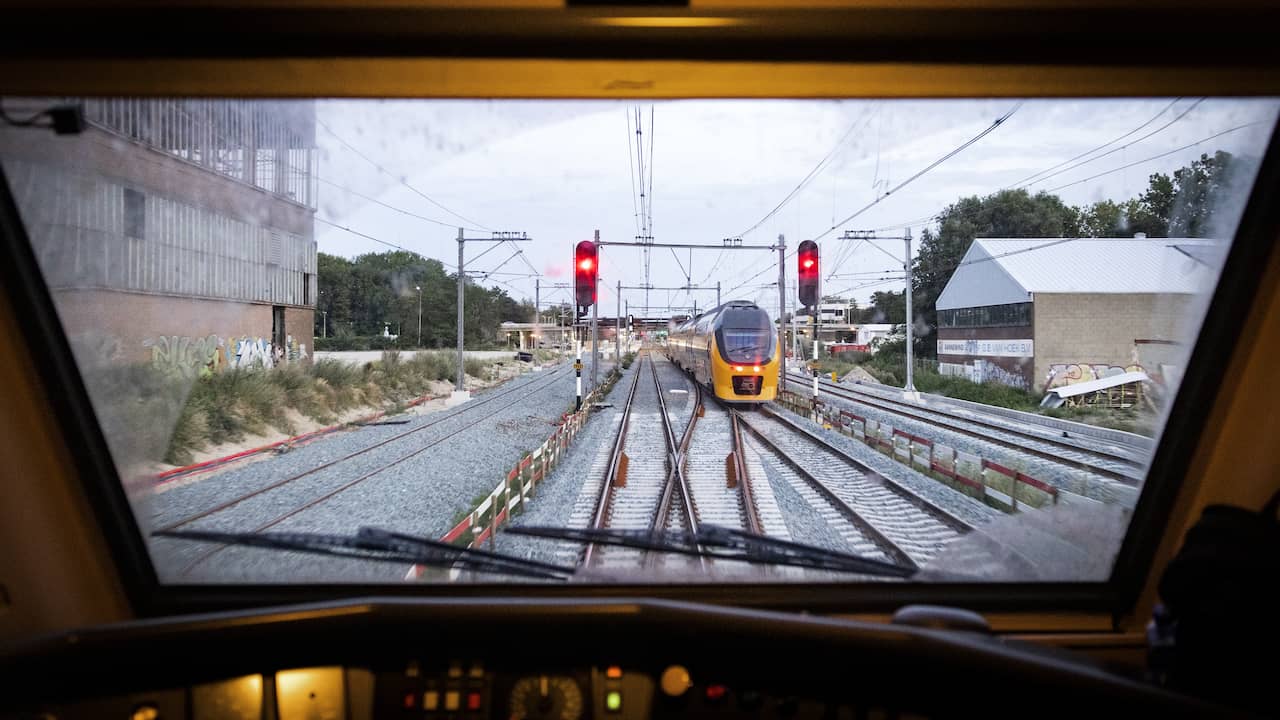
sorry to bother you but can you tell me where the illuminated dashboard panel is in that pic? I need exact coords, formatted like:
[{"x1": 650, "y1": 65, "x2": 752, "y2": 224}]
[{"x1": 5, "y1": 661, "x2": 925, "y2": 720}]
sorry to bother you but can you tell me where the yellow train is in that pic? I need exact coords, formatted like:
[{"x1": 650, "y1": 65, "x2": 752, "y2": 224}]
[{"x1": 666, "y1": 301, "x2": 780, "y2": 403}]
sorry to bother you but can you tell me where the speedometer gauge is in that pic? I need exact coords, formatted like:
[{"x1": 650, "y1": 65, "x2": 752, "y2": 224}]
[{"x1": 508, "y1": 675, "x2": 583, "y2": 720}]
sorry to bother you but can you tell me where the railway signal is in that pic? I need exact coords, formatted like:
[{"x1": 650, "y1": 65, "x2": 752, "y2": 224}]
[
  {"x1": 797, "y1": 240, "x2": 820, "y2": 309},
  {"x1": 575, "y1": 240, "x2": 598, "y2": 311}
]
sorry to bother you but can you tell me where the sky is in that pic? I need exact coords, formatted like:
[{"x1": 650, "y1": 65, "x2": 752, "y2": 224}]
[{"x1": 313, "y1": 98, "x2": 1280, "y2": 319}]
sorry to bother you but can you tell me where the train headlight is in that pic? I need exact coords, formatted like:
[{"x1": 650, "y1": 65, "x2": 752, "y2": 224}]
[
  {"x1": 734, "y1": 366, "x2": 744, "y2": 372},
  {"x1": 753, "y1": 366, "x2": 760, "y2": 372}
]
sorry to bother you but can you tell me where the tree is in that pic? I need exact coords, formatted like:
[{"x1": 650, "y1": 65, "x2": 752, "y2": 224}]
[
  {"x1": 868, "y1": 290, "x2": 905, "y2": 325},
  {"x1": 316, "y1": 250, "x2": 527, "y2": 348}
]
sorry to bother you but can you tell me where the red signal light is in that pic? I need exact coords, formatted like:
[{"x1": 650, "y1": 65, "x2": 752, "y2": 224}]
[
  {"x1": 575, "y1": 240, "x2": 598, "y2": 309},
  {"x1": 797, "y1": 240, "x2": 820, "y2": 308}
]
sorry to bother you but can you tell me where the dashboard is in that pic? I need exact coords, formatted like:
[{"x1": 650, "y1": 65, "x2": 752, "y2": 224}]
[{"x1": 0, "y1": 598, "x2": 1237, "y2": 719}]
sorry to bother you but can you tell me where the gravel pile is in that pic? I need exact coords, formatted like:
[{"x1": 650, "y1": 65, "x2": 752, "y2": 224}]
[
  {"x1": 143, "y1": 361, "x2": 624, "y2": 583},
  {"x1": 801, "y1": 390, "x2": 1139, "y2": 506},
  {"x1": 498, "y1": 362, "x2": 639, "y2": 569}
]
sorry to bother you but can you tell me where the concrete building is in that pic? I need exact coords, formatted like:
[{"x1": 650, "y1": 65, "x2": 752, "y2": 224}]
[
  {"x1": 0, "y1": 99, "x2": 317, "y2": 375},
  {"x1": 934, "y1": 238, "x2": 1217, "y2": 392}
]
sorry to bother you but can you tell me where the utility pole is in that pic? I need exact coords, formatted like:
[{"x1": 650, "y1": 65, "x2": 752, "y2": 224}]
[
  {"x1": 592, "y1": 229, "x2": 600, "y2": 390},
  {"x1": 416, "y1": 285, "x2": 422, "y2": 348},
  {"x1": 616, "y1": 280, "x2": 622, "y2": 364},
  {"x1": 904, "y1": 227, "x2": 918, "y2": 399},
  {"x1": 322, "y1": 310, "x2": 327, "y2": 339},
  {"x1": 716, "y1": 281, "x2": 721, "y2": 307},
  {"x1": 454, "y1": 228, "x2": 533, "y2": 403},
  {"x1": 534, "y1": 277, "x2": 540, "y2": 351},
  {"x1": 777, "y1": 234, "x2": 787, "y2": 389},
  {"x1": 837, "y1": 228, "x2": 917, "y2": 400}
]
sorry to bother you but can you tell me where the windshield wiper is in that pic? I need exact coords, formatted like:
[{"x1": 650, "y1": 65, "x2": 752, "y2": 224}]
[
  {"x1": 154, "y1": 526, "x2": 575, "y2": 581},
  {"x1": 506, "y1": 524, "x2": 914, "y2": 578}
]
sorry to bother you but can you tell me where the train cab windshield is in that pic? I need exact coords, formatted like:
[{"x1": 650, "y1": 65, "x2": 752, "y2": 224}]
[
  {"x1": 0, "y1": 96, "x2": 1276, "y2": 594},
  {"x1": 716, "y1": 306, "x2": 776, "y2": 365}
]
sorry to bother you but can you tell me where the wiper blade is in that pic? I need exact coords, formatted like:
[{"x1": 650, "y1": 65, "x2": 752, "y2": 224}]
[
  {"x1": 507, "y1": 525, "x2": 914, "y2": 578},
  {"x1": 154, "y1": 527, "x2": 575, "y2": 581}
]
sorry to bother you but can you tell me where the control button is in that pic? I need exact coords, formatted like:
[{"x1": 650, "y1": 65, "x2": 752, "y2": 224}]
[
  {"x1": 402, "y1": 692, "x2": 416, "y2": 710},
  {"x1": 466, "y1": 692, "x2": 482, "y2": 711},
  {"x1": 705, "y1": 685, "x2": 728, "y2": 703},
  {"x1": 605, "y1": 691, "x2": 622, "y2": 713},
  {"x1": 131, "y1": 705, "x2": 160, "y2": 720},
  {"x1": 444, "y1": 691, "x2": 460, "y2": 711},
  {"x1": 423, "y1": 691, "x2": 439, "y2": 711},
  {"x1": 605, "y1": 666, "x2": 623, "y2": 679},
  {"x1": 468, "y1": 663, "x2": 484, "y2": 679},
  {"x1": 660, "y1": 665, "x2": 692, "y2": 697},
  {"x1": 447, "y1": 663, "x2": 463, "y2": 679},
  {"x1": 738, "y1": 690, "x2": 763, "y2": 711},
  {"x1": 406, "y1": 661, "x2": 420, "y2": 678}
]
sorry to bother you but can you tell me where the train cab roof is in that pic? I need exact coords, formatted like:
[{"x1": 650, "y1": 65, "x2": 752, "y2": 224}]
[{"x1": 1, "y1": 1, "x2": 1279, "y2": 718}]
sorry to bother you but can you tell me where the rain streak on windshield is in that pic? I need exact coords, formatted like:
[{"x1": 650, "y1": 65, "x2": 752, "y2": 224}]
[{"x1": 0, "y1": 97, "x2": 1275, "y2": 585}]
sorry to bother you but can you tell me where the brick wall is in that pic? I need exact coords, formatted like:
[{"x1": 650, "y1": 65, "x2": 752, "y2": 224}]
[{"x1": 1032, "y1": 292, "x2": 1196, "y2": 390}]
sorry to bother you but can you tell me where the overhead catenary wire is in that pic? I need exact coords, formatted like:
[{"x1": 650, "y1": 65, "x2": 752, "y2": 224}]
[
  {"x1": 809, "y1": 102, "x2": 1024, "y2": 244},
  {"x1": 317, "y1": 117, "x2": 493, "y2": 232},
  {"x1": 316, "y1": 217, "x2": 535, "y2": 285},
  {"x1": 1018, "y1": 98, "x2": 1206, "y2": 190},
  {"x1": 1043, "y1": 121, "x2": 1264, "y2": 194},
  {"x1": 737, "y1": 108, "x2": 875, "y2": 239},
  {"x1": 857, "y1": 99, "x2": 1212, "y2": 236},
  {"x1": 1004, "y1": 98, "x2": 1184, "y2": 189}
]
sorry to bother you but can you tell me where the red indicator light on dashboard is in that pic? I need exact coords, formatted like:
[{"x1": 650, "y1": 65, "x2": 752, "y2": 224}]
[
  {"x1": 467, "y1": 692, "x2": 482, "y2": 711},
  {"x1": 402, "y1": 692, "x2": 416, "y2": 709},
  {"x1": 705, "y1": 684, "x2": 728, "y2": 702},
  {"x1": 606, "y1": 666, "x2": 623, "y2": 679}
]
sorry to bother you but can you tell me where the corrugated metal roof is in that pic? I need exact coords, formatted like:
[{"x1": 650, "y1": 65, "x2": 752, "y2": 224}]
[{"x1": 936, "y1": 238, "x2": 1219, "y2": 310}]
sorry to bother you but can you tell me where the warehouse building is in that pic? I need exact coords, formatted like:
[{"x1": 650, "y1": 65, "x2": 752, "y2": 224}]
[
  {"x1": 934, "y1": 237, "x2": 1218, "y2": 392},
  {"x1": 0, "y1": 98, "x2": 317, "y2": 375}
]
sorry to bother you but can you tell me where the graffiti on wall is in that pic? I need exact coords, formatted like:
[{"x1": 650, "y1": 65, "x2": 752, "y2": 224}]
[
  {"x1": 1045, "y1": 362, "x2": 1146, "y2": 389},
  {"x1": 938, "y1": 359, "x2": 1030, "y2": 390},
  {"x1": 975, "y1": 360, "x2": 1030, "y2": 390},
  {"x1": 143, "y1": 334, "x2": 308, "y2": 376}
]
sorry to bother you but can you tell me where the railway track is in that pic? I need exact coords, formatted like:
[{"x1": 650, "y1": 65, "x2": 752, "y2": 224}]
[
  {"x1": 157, "y1": 363, "x2": 577, "y2": 575},
  {"x1": 808, "y1": 377, "x2": 1147, "y2": 484},
  {"x1": 582, "y1": 352, "x2": 699, "y2": 570},
  {"x1": 737, "y1": 405, "x2": 973, "y2": 568}
]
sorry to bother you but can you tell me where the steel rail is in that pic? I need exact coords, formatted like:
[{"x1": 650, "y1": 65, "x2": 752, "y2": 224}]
[
  {"x1": 758, "y1": 405, "x2": 974, "y2": 534},
  {"x1": 583, "y1": 351, "x2": 645, "y2": 568},
  {"x1": 736, "y1": 411, "x2": 918, "y2": 570},
  {"x1": 650, "y1": 353, "x2": 700, "y2": 538},
  {"x1": 157, "y1": 363, "x2": 575, "y2": 534},
  {"x1": 728, "y1": 406, "x2": 765, "y2": 536},
  {"x1": 174, "y1": 365, "x2": 578, "y2": 575},
  {"x1": 814, "y1": 377, "x2": 1146, "y2": 479}
]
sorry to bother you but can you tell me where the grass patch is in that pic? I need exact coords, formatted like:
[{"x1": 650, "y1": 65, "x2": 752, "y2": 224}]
[{"x1": 79, "y1": 349, "x2": 505, "y2": 468}]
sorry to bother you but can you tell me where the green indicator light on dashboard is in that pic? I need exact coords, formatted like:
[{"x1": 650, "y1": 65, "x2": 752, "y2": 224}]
[{"x1": 606, "y1": 690, "x2": 622, "y2": 712}]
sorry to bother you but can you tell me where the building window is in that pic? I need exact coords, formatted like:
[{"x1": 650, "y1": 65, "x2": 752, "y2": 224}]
[
  {"x1": 939, "y1": 302, "x2": 1032, "y2": 329},
  {"x1": 124, "y1": 188, "x2": 145, "y2": 239}
]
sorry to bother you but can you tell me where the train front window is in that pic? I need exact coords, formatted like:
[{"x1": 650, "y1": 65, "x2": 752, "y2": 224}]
[
  {"x1": 717, "y1": 307, "x2": 776, "y2": 365},
  {"x1": 1, "y1": 97, "x2": 1275, "y2": 588}
]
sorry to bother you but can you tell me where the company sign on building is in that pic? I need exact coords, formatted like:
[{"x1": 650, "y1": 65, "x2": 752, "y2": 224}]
[{"x1": 936, "y1": 339, "x2": 1033, "y2": 358}]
